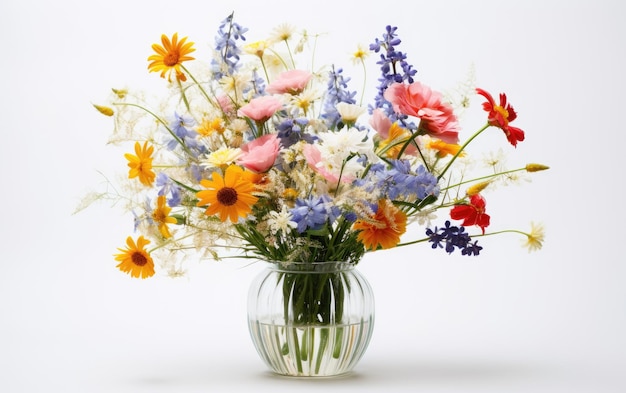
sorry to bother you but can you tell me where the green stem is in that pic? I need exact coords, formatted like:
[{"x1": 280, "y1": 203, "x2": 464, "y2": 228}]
[
  {"x1": 438, "y1": 123, "x2": 490, "y2": 181},
  {"x1": 359, "y1": 58, "x2": 367, "y2": 107},
  {"x1": 180, "y1": 64, "x2": 218, "y2": 108},
  {"x1": 112, "y1": 102, "x2": 195, "y2": 158},
  {"x1": 176, "y1": 78, "x2": 191, "y2": 112},
  {"x1": 397, "y1": 228, "x2": 531, "y2": 250},
  {"x1": 259, "y1": 58, "x2": 270, "y2": 84},
  {"x1": 440, "y1": 166, "x2": 529, "y2": 192},
  {"x1": 284, "y1": 39, "x2": 296, "y2": 69},
  {"x1": 332, "y1": 327, "x2": 344, "y2": 358},
  {"x1": 255, "y1": 120, "x2": 267, "y2": 137},
  {"x1": 170, "y1": 177, "x2": 199, "y2": 193},
  {"x1": 267, "y1": 48, "x2": 290, "y2": 71},
  {"x1": 316, "y1": 328, "x2": 330, "y2": 373},
  {"x1": 396, "y1": 237, "x2": 430, "y2": 248},
  {"x1": 291, "y1": 327, "x2": 304, "y2": 373},
  {"x1": 472, "y1": 229, "x2": 529, "y2": 238},
  {"x1": 399, "y1": 129, "x2": 431, "y2": 172}
]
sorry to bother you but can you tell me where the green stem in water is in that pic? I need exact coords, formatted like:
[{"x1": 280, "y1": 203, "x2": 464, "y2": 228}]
[
  {"x1": 291, "y1": 327, "x2": 304, "y2": 373},
  {"x1": 315, "y1": 328, "x2": 330, "y2": 373}
]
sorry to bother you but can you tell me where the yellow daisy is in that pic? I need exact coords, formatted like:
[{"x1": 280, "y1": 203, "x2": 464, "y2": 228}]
[
  {"x1": 147, "y1": 33, "x2": 196, "y2": 82},
  {"x1": 124, "y1": 141, "x2": 155, "y2": 186},
  {"x1": 202, "y1": 146, "x2": 242, "y2": 169},
  {"x1": 114, "y1": 236, "x2": 155, "y2": 279},
  {"x1": 243, "y1": 40, "x2": 269, "y2": 58},
  {"x1": 197, "y1": 117, "x2": 226, "y2": 137},
  {"x1": 152, "y1": 195, "x2": 177, "y2": 238},
  {"x1": 196, "y1": 165, "x2": 259, "y2": 223}
]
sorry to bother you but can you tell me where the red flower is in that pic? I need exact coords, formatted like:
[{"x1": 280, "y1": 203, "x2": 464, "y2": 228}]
[
  {"x1": 450, "y1": 194, "x2": 490, "y2": 234},
  {"x1": 476, "y1": 88, "x2": 525, "y2": 147}
]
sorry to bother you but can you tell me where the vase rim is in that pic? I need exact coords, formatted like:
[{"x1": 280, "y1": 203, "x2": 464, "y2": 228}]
[
  {"x1": 261, "y1": 260, "x2": 357, "y2": 272},
  {"x1": 263, "y1": 260, "x2": 355, "y2": 264}
]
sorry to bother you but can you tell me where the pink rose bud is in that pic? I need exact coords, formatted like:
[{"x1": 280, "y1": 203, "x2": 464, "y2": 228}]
[
  {"x1": 238, "y1": 134, "x2": 281, "y2": 172},
  {"x1": 266, "y1": 70, "x2": 312, "y2": 94},
  {"x1": 238, "y1": 96, "x2": 284, "y2": 122}
]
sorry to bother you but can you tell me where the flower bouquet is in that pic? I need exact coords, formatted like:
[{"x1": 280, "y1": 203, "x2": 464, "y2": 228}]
[{"x1": 88, "y1": 12, "x2": 548, "y2": 376}]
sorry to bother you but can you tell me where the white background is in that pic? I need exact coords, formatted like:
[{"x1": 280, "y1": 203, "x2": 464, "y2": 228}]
[{"x1": 1, "y1": 0, "x2": 625, "y2": 392}]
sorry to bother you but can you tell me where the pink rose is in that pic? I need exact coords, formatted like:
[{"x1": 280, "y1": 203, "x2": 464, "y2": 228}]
[
  {"x1": 237, "y1": 134, "x2": 280, "y2": 172},
  {"x1": 238, "y1": 96, "x2": 283, "y2": 122},
  {"x1": 384, "y1": 82, "x2": 460, "y2": 143},
  {"x1": 266, "y1": 70, "x2": 312, "y2": 94}
]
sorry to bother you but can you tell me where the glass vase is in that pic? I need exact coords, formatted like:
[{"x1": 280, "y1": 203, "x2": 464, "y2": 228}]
[{"x1": 247, "y1": 260, "x2": 375, "y2": 377}]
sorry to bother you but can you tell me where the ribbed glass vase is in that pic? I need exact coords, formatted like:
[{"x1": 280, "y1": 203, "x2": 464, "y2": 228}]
[{"x1": 247, "y1": 260, "x2": 375, "y2": 377}]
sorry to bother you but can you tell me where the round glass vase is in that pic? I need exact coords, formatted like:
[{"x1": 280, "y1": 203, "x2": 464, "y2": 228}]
[{"x1": 247, "y1": 260, "x2": 375, "y2": 377}]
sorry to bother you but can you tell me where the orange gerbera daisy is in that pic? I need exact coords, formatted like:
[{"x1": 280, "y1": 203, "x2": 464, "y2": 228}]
[
  {"x1": 152, "y1": 195, "x2": 177, "y2": 238},
  {"x1": 353, "y1": 199, "x2": 407, "y2": 250},
  {"x1": 114, "y1": 236, "x2": 155, "y2": 279},
  {"x1": 125, "y1": 141, "x2": 155, "y2": 186},
  {"x1": 196, "y1": 165, "x2": 259, "y2": 223},
  {"x1": 148, "y1": 33, "x2": 196, "y2": 82}
]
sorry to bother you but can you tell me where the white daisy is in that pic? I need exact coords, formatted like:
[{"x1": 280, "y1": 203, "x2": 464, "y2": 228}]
[{"x1": 266, "y1": 206, "x2": 297, "y2": 233}]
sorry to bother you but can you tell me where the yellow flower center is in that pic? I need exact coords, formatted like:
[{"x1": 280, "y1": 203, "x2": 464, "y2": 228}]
[
  {"x1": 283, "y1": 188, "x2": 298, "y2": 200},
  {"x1": 131, "y1": 252, "x2": 148, "y2": 266},
  {"x1": 164, "y1": 51, "x2": 180, "y2": 67},
  {"x1": 153, "y1": 210, "x2": 166, "y2": 223},
  {"x1": 494, "y1": 105, "x2": 509, "y2": 124},
  {"x1": 217, "y1": 187, "x2": 238, "y2": 206},
  {"x1": 198, "y1": 118, "x2": 226, "y2": 136},
  {"x1": 353, "y1": 49, "x2": 367, "y2": 60},
  {"x1": 294, "y1": 97, "x2": 311, "y2": 112}
]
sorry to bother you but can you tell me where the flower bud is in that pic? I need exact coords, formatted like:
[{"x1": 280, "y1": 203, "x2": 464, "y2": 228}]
[
  {"x1": 93, "y1": 104, "x2": 114, "y2": 116},
  {"x1": 111, "y1": 88, "x2": 127, "y2": 99},
  {"x1": 525, "y1": 163, "x2": 550, "y2": 172},
  {"x1": 466, "y1": 181, "x2": 490, "y2": 196}
]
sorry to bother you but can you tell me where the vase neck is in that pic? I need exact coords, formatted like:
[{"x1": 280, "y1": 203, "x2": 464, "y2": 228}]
[{"x1": 264, "y1": 260, "x2": 356, "y2": 273}]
